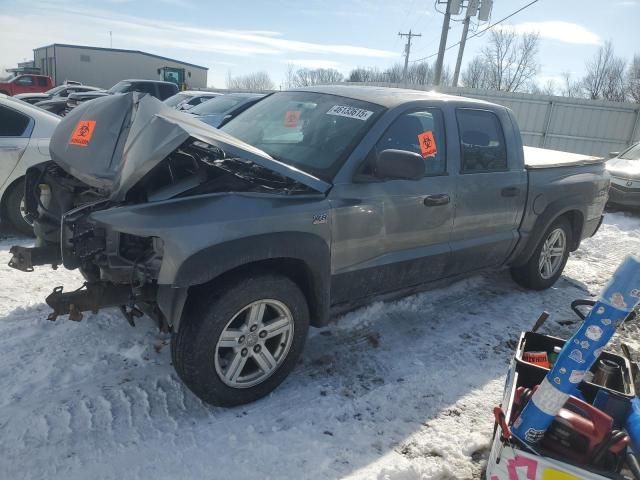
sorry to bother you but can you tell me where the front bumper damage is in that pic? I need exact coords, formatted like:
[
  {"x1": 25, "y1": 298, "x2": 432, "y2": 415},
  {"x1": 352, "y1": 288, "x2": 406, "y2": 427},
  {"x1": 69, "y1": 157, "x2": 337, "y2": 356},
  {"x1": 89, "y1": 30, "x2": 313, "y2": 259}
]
[{"x1": 45, "y1": 282, "x2": 157, "y2": 324}]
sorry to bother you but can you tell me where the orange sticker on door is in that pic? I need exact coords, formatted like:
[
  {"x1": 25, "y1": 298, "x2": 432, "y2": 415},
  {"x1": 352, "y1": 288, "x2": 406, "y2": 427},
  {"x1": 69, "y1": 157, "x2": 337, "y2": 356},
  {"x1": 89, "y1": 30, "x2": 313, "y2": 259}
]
[
  {"x1": 418, "y1": 131, "x2": 437, "y2": 157},
  {"x1": 69, "y1": 120, "x2": 97, "y2": 147},
  {"x1": 284, "y1": 111, "x2": 301, "y2": 128}
]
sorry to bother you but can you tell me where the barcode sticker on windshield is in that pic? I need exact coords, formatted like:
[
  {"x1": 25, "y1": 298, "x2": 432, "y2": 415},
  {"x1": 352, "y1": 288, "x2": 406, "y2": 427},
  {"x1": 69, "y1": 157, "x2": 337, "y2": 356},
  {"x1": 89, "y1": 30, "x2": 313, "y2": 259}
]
[{"x1": 326, "y1": 105, "x2": 373, "y2": 121}]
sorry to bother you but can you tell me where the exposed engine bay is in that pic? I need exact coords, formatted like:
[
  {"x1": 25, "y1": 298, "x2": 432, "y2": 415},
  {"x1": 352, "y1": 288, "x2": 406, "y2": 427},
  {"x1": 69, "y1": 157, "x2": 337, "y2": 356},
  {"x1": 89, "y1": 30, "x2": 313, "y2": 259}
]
[{"x1": 8, "y1": 92, "x2": 321, "y2": 328}]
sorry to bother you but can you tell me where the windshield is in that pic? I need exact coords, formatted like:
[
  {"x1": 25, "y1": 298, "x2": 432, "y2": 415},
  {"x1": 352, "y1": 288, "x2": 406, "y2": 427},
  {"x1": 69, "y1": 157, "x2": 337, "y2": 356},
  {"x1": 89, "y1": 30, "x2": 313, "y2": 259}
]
[
  {"x1": 164, "y1": 93, "x2": 189, "y2": 107},
  {"x1": 190, "y1": 96, "x2": 245, "y2": 115},
  {"x1": 221, "y1": 91, "x2": 384, "y2": 181},
  {"x1": 620, "y1": 143, "x2": 640, "y2": 160},
  {"x1": 108, "y1": 81, "x2": 132, "y2": 94},
  {"x1": 45, "y1": 85, "x2": 66, "y2": 96}
]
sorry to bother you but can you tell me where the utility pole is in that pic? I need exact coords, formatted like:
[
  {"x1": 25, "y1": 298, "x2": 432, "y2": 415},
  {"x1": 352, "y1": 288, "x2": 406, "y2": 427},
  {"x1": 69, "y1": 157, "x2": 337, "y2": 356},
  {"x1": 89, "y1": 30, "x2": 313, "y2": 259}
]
[
  {"x1": 109, "y1": 31, "x2": 113, "y2": 48},
  {"x1": 433, "y1": 1, "x2": 453, "y2": 86},
  {"x1": 453, "y1": 0, "x2": 479, "y2": 87},
  {"x1": 453, "y1": 0, "x2": 492, "y2": 86},
  {"x1": 452, "y1": 17, "x2": 470, "y2": 87},
  {"x1": 398, "y1": 29, "x2": 421, "y2": 82}
]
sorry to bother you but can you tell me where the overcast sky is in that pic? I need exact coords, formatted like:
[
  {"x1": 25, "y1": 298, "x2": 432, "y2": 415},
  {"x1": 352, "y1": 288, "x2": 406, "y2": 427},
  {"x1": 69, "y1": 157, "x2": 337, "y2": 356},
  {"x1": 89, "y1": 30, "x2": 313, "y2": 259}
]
[{"x1": 0, "y1": 0, "x2": 638, "y2": 88}]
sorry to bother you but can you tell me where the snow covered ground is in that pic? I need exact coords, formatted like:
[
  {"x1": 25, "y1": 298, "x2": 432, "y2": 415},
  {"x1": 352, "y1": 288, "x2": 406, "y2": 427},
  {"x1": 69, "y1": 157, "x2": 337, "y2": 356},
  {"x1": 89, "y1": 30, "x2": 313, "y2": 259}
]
[{"x1": 0, "y1": 211, "x2": 638, "y2": 480}]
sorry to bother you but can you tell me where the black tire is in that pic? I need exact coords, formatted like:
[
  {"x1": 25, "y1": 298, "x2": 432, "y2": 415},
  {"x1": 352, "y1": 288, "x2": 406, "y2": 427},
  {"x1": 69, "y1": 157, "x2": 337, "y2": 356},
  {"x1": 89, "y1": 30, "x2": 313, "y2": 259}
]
[
  {"x1": 171, "y1": 273, "x2": 310, "y2": 407},
  {"x1": 510, "y1": 217, "x2": 572, "y2": 290},
  {"x1": 3, "y1": 179, "x2": 34, "y2": 236}
]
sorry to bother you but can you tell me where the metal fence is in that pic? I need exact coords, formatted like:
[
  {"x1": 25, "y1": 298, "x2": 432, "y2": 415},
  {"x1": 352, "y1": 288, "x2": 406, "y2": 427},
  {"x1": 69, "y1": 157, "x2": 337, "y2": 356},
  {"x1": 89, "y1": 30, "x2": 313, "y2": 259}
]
[{"x1": 346, "y1": 82, "x2": 640, "y2": 158}]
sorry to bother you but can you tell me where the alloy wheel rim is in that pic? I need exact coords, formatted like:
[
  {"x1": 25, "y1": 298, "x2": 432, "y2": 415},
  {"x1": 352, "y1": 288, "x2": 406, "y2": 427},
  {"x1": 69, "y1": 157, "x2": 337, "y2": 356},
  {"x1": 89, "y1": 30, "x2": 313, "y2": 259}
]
[
  {"x1": 214, "y1": 299, "x2": 294, "y2": 388},
  {"x1": 19, "y1": 197, "x2": 33, "y2": 226},
  {"x1": 539, "y1": 228, "x2": 566, "y2": 279}
]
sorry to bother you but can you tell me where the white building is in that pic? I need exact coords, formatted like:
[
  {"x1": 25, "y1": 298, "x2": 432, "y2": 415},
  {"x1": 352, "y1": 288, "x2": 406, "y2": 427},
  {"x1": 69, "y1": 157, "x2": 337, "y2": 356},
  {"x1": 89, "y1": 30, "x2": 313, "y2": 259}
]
[{"x1": 33, "y1": 44, "x2": 208, "y2": 89}]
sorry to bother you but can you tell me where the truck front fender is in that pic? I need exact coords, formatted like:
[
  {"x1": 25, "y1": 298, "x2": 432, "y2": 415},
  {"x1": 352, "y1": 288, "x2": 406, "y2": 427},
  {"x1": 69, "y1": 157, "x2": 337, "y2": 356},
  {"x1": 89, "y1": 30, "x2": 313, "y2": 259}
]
[{"x1": 166, "y1": 232, "x2": 331, "y2": 329}]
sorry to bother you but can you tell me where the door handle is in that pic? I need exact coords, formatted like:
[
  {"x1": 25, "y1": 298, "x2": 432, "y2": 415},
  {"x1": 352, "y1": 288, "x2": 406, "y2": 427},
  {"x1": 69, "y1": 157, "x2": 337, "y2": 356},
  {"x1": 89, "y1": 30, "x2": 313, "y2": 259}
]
[
  {"x1": 423, "y1": 194, "x2": 450, "y2": 206},
  {"x1": 501, "y1": 187, "x2": 520, "y2": 197}
]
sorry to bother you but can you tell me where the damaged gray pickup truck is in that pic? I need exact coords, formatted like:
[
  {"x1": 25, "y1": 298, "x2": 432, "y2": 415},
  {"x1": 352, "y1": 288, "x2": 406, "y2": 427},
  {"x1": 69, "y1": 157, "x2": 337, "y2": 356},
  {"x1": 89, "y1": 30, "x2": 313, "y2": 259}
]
[{"x1": 9, "y1": 86, "x2": 610, "y2": 406}]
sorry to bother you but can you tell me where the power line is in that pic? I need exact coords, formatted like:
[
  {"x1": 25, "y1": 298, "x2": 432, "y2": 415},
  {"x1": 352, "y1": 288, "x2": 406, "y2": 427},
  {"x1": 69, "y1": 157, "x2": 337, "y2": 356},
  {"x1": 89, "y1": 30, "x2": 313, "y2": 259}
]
[{"x1": 410, "y1": 0, "x2": 540, "y2": 64}]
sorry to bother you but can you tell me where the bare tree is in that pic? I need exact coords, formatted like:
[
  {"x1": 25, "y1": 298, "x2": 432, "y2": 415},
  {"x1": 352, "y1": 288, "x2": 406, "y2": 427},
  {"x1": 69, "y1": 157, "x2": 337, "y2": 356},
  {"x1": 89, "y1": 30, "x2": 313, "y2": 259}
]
[
  {"x1": 226, "y1": 71, "x2": 275, "y2": 91},
  {"x1": 283, "y1": 63, "x2": 296, "y2": 89},
  {"x1": 582, "y1": 40, "x2": 627, "y2": 101},
  {"x1": 348, "y1": 67, "x2": 383, "y2": 83},
  {"x1": 290, "y1": 68, "x2": 343, "y2": 87},
  {"x1": 381, "y1": 63, "x2": 404, "y2": 83},
  {"x1": 481, "y1": 30, "x2": 540, "y2": 92},
  {"x1": 560, "y1": 72, "x2": 583, "y2": 98},
  {"x1": 461, "y1": 56, "x2": 489, "y2": 89},
  {"x1": 627, "y1": 54, "x2": 640, "y2": 103}
]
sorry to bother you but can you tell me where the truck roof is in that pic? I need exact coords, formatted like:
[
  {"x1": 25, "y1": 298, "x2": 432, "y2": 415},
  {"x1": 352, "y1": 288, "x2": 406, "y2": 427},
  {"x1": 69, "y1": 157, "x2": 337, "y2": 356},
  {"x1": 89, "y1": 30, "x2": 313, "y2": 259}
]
[{"x1": 292, "y1": 85, "x2": 494, "y2": 108}]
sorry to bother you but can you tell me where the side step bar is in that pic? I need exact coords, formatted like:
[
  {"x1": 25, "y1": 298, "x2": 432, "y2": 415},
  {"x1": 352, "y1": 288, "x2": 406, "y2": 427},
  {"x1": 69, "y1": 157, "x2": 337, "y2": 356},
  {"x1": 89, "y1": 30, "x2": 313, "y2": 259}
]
[{"x1": 8, "y1": 245, "x2": 61, "y2": 272}]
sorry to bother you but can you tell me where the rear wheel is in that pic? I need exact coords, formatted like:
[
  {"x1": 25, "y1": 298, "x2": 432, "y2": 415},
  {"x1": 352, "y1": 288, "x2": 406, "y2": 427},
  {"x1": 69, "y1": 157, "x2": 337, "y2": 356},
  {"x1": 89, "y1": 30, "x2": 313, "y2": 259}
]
[
  {"x1": 510, "y1": 217, "x2": 572, "y2": 290},
  {"x1": 171, "y1": 273, "x2": 309, "y2": 407},
  {"x1": 3, "y1": 179, "x2": 34, "y2": 236}
]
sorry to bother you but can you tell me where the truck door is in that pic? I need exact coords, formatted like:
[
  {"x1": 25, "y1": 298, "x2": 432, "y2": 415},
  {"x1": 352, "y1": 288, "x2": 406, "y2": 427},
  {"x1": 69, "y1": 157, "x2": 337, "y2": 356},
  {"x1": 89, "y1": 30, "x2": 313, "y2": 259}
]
[
  {"x1": 330, "y1": 108, "x2": 454, "y2": 303},
  {"x1": 449, "y1": 108, "x2": 527, "y2": 273}
]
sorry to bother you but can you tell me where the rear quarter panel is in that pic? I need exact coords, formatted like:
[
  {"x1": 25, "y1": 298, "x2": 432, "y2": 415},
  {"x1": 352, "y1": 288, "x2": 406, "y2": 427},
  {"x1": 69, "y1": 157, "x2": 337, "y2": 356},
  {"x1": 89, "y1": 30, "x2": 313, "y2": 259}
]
[{"x1": 509, "y1": 163, "x2": 609, "y2": 266}]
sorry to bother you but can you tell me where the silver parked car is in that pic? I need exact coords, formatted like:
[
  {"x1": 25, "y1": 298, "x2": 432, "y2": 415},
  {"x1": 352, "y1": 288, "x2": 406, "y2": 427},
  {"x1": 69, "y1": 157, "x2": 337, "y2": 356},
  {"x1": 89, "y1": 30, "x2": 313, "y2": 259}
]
[
  {"x1": 607, "y1": 142, "x2": 640, "y2": 207},
  {"x1": 0, "y1": 94, "x2": 59, "y2": 234}
]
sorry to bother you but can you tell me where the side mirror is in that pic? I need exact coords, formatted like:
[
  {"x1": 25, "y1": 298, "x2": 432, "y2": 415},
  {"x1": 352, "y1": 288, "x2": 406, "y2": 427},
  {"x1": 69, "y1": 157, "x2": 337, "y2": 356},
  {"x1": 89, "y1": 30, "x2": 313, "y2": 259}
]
[
  {"x1": 375, "y1": 149, "x2": 425, "y2": 180},
  {"x1": 608, "y1": 151, "x2": 620, "y2": 159}
]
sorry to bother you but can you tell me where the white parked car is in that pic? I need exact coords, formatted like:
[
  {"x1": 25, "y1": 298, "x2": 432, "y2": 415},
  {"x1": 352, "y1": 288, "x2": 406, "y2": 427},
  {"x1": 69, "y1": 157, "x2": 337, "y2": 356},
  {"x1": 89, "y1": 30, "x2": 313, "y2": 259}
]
[{"x1": 0, "y1": 94, "x2": 59, "y2": 234}]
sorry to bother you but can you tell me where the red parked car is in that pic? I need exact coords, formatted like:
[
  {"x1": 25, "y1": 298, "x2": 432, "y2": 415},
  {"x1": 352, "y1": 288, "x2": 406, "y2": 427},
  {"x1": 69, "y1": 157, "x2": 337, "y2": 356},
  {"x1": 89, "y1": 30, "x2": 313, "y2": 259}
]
[{"x1": 0, "y1": 74, "x2": 53, "y2": 96}]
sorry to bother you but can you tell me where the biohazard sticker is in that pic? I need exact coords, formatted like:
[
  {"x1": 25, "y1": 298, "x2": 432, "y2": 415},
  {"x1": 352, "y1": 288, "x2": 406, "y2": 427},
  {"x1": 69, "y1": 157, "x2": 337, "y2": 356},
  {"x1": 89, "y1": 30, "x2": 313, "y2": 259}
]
[
  {"x1": 284, "y1": 110, "x2": 301, "y2": 128},
  {"x1": 417, "y1": 131, "x2": 437, "y2": 157},
  {"x1": 69, "y1": 120, "x2": 96, "y2": 147}
]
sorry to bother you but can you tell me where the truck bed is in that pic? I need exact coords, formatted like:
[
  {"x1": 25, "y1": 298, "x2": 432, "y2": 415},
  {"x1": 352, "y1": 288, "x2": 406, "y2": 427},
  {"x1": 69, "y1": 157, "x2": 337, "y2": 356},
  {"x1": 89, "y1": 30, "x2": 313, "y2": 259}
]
[{"x1": 524, "y1": 146, "x2": 604, "y2": 169}]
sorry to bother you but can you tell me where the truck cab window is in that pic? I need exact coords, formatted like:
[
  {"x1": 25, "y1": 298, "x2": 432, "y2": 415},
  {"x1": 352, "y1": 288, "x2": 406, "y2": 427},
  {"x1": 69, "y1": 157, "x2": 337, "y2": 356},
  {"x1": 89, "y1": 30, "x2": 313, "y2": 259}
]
[
  {"x1": 16, "y1": 76, "x2": 33, "y2": 86},
  {"x1": 372, "y1": 109, "x2": 446, "y2": 176},
  {"x1": 457, "y1": 109, "x2": 507, "y2": 173}
]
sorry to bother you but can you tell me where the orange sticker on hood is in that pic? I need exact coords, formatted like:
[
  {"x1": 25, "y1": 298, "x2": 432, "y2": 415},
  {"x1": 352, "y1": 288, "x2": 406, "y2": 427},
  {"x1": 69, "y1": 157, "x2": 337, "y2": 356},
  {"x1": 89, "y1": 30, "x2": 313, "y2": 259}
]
[
  {"x1": 418, "y1": 131, "x2": 437, "y2": 157},
  {"x1": 69, "y1": 120, "x2": 96, "y2": 147}
]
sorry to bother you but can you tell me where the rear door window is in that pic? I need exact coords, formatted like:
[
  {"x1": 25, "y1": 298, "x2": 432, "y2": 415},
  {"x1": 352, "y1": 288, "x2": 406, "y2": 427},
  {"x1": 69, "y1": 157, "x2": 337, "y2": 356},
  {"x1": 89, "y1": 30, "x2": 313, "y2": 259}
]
[
  {"x1": 456, "y1": 109, "x2": 507, "y2": 173},
  {"x1": 37, "y1": 77, "x2": 48, "y2": 87},
  {"x1": 0, "y1": 106, "x2": 31, "y2": 137}
]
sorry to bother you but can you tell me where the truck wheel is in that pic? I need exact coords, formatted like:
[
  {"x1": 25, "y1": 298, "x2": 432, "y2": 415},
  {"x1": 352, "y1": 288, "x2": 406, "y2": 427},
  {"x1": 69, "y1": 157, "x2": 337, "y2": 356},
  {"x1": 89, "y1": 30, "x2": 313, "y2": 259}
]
[
  {"x1": 510, "y1": 217, "x2": 572, "y2": 290},
  {"x1": 3, "y1": 179, "x2": 34, "y2": 236},
  {"x1": 171, "y1": 274, "x2": 309, "y2": 407}
]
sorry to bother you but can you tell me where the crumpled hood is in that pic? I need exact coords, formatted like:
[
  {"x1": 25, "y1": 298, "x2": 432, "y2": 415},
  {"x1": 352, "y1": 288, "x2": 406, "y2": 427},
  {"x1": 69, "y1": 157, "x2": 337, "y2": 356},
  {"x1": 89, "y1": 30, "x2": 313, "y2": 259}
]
[
  {"x1": 49, "y1": 92, "x2": 330, "y2": 200},
  {"x1": 607, "y1": 157, "x2": 640, "y2": 179}
]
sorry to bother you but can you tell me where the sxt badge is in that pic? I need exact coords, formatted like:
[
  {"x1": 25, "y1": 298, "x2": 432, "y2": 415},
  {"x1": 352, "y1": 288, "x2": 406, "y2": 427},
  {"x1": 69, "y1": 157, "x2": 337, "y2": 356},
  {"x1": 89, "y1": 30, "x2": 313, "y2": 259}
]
[{"x1": 312, "y1": 212, "x2": 328, "y2": 225}]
